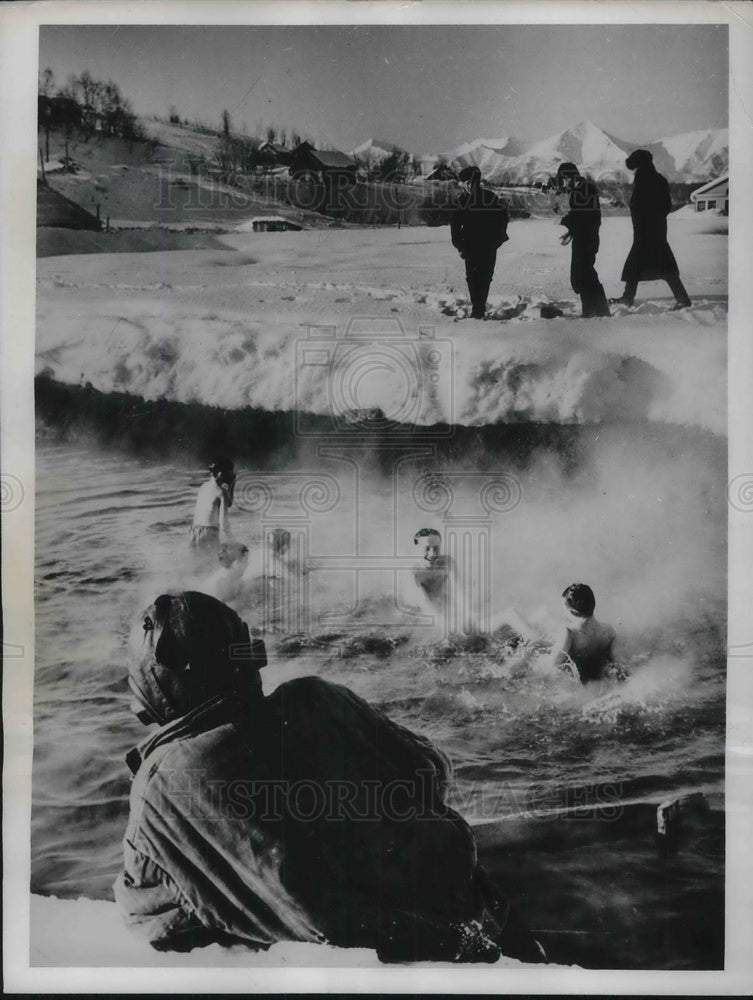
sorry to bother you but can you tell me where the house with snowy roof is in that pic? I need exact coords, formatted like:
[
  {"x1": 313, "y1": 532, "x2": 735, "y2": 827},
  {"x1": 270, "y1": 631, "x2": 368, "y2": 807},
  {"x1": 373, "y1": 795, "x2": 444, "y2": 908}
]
[
  {"x1": 290, "y1": 142, "x2": 356, "y2": 183},
  {"x1": 690, "y1": 174, "x2": 728, "y2": 214},
  {"x1": 248, "y1": 216, "x2": 303, "y2": 233},
  {"x1": 259, "y1": 141, "x2": 294, "y2": 168}
]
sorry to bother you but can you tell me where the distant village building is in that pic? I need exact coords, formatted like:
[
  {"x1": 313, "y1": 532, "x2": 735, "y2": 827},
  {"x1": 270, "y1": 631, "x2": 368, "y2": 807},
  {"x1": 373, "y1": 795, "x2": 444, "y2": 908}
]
[
  {"x1": 690, "y1": 174, "x2": 728, "y2": 214},
  {"x1": 258, "y1": 141, "x2": 294, "y2": 169},
  {"x1": 38, "y1": 95, "x2": 82, "y2": 131},
  {"x1": 249, "y1": 216, "x2": 303, "y2": 233},
  {"x1": 290, "y1": 142, "x2": 356, "y2": 184}
]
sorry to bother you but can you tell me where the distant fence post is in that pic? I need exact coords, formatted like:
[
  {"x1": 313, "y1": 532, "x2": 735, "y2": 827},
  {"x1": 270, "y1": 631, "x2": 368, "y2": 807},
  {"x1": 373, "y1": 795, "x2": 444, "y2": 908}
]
[
  {"x1": 39, "y1": 147, "x2": 45, "y2": 183},
  {"x1": 106, "y1": 215, "x2": 110, "y2": 233}
]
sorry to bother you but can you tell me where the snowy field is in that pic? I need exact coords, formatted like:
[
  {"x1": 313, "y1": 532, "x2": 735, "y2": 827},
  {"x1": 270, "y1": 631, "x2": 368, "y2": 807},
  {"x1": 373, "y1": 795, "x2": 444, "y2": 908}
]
[{"x1": 36, "y1": 215, "x2": 727, "y2": 435}]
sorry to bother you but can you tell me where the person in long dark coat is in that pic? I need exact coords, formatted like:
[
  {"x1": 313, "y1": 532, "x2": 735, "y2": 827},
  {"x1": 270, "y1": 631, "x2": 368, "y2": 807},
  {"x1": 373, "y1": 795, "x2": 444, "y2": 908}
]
[
  {"x1": 556, "y1": 162, "x2": 611, "y2": 318},
  {"x1": 613, "y1": 149, "x2": 691, "y2": 309},
  {"x1": 451, "y1": 166, "x2": 509, "y2": 319},
  {"x1": 116, "y1": 591, "x2": 546, "y2": 963}
]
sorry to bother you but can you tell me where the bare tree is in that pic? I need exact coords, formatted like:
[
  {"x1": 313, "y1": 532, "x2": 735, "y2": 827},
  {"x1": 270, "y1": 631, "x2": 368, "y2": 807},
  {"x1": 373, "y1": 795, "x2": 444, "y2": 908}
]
[
  {"x1": 221, "y1": 109, "x2": 231, "y2": 137},
  {"x1": 379, "y1": 150, "x2": 410, "y2": 182},
  {"x1": 78, "y1": 69, "x2": 97, "y2": 107},
  {"x1": 38, "y1": 67, "x2": 55, "y2": 97},
  {"x1": 58, "y1": 73, "x2": 81, "y2": 101}
]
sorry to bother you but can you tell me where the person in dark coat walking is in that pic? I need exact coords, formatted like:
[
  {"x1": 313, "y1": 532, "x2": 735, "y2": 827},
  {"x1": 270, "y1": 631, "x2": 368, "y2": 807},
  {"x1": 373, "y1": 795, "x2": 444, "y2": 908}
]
[
  {"x1": 613, "y1": 149, "x2": 691, "y2": 309},
  {"x1": 556, "y1": 162, "x2": 611, "y2": 318},
  {"x1": 451, "y1": 166, "x2": 509, "y2": 319}
]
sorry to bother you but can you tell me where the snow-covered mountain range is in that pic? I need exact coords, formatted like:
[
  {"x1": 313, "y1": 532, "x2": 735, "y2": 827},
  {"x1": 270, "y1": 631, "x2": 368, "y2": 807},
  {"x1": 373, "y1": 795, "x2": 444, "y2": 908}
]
[{"x1": 351, "y1": 122, "x2": 728, "y2": 184}]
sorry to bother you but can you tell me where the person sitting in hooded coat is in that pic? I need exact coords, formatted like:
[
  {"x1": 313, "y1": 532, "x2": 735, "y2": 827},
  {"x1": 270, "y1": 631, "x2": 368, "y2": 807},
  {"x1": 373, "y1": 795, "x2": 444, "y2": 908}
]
[
  {"x1": 613, "y1": 149, "x2": 692, "y2": 310},
  {"x1": 115, "y1": 591, "x2": 545, "y2": 964}
]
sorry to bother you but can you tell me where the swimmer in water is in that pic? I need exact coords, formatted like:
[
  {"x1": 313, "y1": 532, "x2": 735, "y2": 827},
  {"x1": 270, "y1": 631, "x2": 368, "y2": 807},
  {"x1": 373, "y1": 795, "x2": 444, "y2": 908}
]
[
  {"x1": 544, "y1": 583, "x2": 616, "y2": 683},
  {"x1": 241, "y1": 528, "x2": 306, "y2": 585},
  {"x1": 267, "y1": 528, "x2": 297, "y2": 577},
  {"x1": 204, "y1": 541, "x2": 250, "y2": 603},
  {"x1": 411, "y1": 528, "x2": 454, "y2": 611},
  {"x1": 190, "y1": 457, "x2": 236, "y2": 551}
]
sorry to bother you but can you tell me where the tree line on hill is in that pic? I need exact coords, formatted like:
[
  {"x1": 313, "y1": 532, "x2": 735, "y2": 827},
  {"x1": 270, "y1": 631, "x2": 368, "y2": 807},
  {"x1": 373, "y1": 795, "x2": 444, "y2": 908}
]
[{"x1": 38, "y1": 67, "x2": 145, "y2": 142}]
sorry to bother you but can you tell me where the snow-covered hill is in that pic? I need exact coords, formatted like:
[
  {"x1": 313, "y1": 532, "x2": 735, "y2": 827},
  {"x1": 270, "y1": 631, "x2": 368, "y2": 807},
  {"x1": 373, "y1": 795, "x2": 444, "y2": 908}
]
[
  {"x1": 443, "y1": 136, "x2": 524, "y2": 177},
  {"x1": 643, "y1": 128, "x2": 729, "y2": 182},
  {"x1": 350, "y1": 138, "x2": 408, "y2": 164},
  {"x1": 358, "y1": 122, "x2": 728, "y2": 184},
  {"x1": 498, "y1": 121, "x2": 633, "y2": 184}
]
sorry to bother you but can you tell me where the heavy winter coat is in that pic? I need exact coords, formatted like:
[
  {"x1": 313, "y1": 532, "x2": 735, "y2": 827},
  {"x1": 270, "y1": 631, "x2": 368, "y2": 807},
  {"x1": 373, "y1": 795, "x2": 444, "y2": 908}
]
[
  {"x1": 451, "y1": 186, "x2": 509, "y2": 255},
  {"x1": 621, "y1": 163, "x2": 679, "y2": 283},
  {"x1": 116, "y1": 592, "x2": 518, "y2": 961},
  {"x1": 560, "y1": 176, "x2": 602, "y2": 240},
  {"x1": 559, "y1": 177, "x2": 610, "y2": 317}
]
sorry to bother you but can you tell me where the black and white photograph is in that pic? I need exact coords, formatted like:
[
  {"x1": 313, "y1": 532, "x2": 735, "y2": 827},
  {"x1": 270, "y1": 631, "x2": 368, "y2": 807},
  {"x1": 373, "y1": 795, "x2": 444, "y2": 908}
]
[{"x1": 2, "y1": 1, "x2": 753, "y2": 992}]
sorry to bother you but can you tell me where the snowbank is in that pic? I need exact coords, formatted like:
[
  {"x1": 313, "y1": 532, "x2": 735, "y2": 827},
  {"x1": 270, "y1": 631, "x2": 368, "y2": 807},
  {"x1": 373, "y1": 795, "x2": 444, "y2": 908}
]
[
  {"x1": 35, "y1": 219, "x2": 726, "y2": 434},
  {"x1": 30, "y1": 895, "x2": 548, "y2": 969}
]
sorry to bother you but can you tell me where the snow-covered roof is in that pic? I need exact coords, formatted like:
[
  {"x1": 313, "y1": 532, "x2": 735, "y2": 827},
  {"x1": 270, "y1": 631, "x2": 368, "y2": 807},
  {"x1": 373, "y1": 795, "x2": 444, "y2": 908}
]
[
  {"x1": 690, "y1": 174, "x2": 729, "y2": 200},
  {"x1": 259, "y1": 141, "x2": 290, "y2": 155},
  {"x1": 309, "y1": 149, "x2": 356, "y2": 169}
]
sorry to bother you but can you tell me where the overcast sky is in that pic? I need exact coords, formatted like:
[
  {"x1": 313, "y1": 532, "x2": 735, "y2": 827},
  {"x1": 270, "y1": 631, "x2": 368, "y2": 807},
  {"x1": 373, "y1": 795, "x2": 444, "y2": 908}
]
[{"x1": 39, "y1": 24, "x2": 728, "y2": 151}]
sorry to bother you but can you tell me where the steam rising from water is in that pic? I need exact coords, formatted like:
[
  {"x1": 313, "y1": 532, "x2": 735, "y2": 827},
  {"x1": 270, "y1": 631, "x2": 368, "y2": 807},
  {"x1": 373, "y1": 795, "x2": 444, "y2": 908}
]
[{"x1": 122, "y1": 420, "x2": 724, "y2": 674}]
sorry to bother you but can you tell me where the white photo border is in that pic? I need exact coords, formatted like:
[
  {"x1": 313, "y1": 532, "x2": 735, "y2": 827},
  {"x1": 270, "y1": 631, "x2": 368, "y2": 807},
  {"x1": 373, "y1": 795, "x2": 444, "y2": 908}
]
[{"x1": 2, "y1": 0, "x2": 751, "y2": 993}]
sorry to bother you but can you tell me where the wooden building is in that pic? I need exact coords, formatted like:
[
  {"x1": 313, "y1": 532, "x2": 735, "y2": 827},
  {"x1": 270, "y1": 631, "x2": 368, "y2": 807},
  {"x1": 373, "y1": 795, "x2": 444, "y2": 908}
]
[
  {"x1": 690, "y1": 174, "x2": 729, "y2": 214},
  {"x1": 249, "y1": 216, "x2": 303, "y2": 233},
  {"x1": 258, "y1": 141, "x2": 294, "y2": 169},
  {"x1": 290, "y1": 142, "x2": 356, "y2": 184}
]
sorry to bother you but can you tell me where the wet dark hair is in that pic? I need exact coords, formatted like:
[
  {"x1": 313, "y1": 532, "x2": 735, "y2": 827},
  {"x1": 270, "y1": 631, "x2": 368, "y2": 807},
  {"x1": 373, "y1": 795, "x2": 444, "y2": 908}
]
[
  {"x1": 562, "y1": 583, "x2": 596, "y2": 618},
  {"x1": 209, "y1": 455, "x2": 234, "y2": 476},
  {"x1": 414, "y1": 528, "x2": 441, "y2": 544}
]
